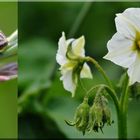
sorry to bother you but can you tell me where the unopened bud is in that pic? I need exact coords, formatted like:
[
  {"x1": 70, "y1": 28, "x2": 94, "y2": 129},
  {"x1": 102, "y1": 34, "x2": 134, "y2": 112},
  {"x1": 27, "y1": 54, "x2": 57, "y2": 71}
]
[
  {"x1": 65, "y1": 98, "x2": 90, "y2": 135},
  {"x1": 87, "y1": 93, "x2": 112, "y2": 133}
]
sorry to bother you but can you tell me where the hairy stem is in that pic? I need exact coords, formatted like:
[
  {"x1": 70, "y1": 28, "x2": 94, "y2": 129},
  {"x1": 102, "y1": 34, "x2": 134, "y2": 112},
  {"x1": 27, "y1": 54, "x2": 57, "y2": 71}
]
[
  {"x1": 85, "y1": 56, "x2": 113, "y2": 89},
  {"x1": 85, "y1": 84, "x2": 120, "y2": 118},
  {"x1": 118, "y1": 75, "x2": 129, "y2": 139}
]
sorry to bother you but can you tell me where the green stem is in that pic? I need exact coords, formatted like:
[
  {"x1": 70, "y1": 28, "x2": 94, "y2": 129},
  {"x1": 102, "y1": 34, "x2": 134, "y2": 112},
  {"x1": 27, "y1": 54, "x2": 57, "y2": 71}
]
[
  {"x1": 84, "y1": 77, "x2": 130, "y2": 139},
  {"x1": 79, "y1": 78, "x2": 87, "y2": 93},
  {"x1": 102, "y1": 85, "x2": 120, "y2": 117},
  {"x1": 85, "y1": 56, "x2": 130, "y2": 138},
  {"x1": 85, "y1": 84, "x2": 120, "y2": 118},
  {"x1": 85, "y1": 84, "x2": 120, "y2": 137},
  {"x1": 85, "y1": 56, "x2": 113, "y2": 89},
  {"x1": 118, "y1": 75, "x2": 129, "y2": 139}
]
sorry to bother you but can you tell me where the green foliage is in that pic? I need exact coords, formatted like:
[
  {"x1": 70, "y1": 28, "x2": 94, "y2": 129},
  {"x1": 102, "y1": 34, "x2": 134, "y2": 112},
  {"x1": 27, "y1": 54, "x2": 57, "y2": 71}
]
[
  {"x1": 19, "y1": 2, "x2": 140, "y2": 139},
  {"x1": 0, "y1": 79, "x2": 17, "y2": 138}
]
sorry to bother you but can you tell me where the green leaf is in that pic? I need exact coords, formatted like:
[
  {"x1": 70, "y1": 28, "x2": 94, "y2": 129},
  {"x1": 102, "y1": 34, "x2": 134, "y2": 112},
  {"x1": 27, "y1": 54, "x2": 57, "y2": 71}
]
[
  {"x1": 18, "y1": 38, "x2": 57, "y2": 114},
  {"x1": 18, "y1": 112, "x2": 67, "y2": 139},
  {"x1": 19, "y1": 38, "x2": 56, "y2": 91}
]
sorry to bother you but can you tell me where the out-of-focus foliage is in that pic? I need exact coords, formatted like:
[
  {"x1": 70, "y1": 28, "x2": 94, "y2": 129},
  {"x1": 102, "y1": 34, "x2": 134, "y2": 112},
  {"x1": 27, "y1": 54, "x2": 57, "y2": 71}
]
[
  {"x1": 0, "y1": 2, "x2": 17, "y2": 138},
  {"x1": 19, "y1": 2, "x2": 140, "y2": 139},
  {"x1": 0, "y1": 80, "x2": 17, "y2": 138}
]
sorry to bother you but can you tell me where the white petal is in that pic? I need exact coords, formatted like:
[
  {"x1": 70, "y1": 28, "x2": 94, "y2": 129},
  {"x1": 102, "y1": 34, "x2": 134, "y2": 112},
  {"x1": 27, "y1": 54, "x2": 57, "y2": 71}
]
[
  {"x1": 104, "y1": 33, "x2": 136, "y2": 68},
  {"x1": 127, "y1": 52, "x2": 140, "y2": 85},
  {"x1": 115, "y1": 14, "x2": 136, "y2": 40},
  {"x1": 56, "y1": 32, "x2": 67, "y2": 65},
  {"x1": 66, "y1": 38, "x2": 74, "y2": 46},
  {"x1": 56, "y1": 32, "x2": 74, "y2": 65},
  {"x1": 72, "y1": 36, "x2": 85, "y2": 57},
  {"x1": 60, "y1": 69, "x2": 76, "y2": 97},
  {"x1": 106, "y1": 33, "x2": 133, "y2": 52},
  {"x1": 123, "y1": 8, "x2": 140, "y2": 31},
  {"x1": 7, "y1": 30, "x2": 18, "y2": 44},
  {"x1": 80, "y1": 63, "x2": 92, "y2": 79}
]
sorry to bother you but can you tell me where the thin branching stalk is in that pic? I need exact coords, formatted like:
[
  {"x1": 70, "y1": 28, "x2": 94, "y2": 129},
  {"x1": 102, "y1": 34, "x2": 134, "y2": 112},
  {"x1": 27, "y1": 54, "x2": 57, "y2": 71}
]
[
  {"x1": 68, "y1": 2, "x2": 92, "y2": 37},
  {"x1": 85, "y1": 56, "x2": 113, "y2": 89}
]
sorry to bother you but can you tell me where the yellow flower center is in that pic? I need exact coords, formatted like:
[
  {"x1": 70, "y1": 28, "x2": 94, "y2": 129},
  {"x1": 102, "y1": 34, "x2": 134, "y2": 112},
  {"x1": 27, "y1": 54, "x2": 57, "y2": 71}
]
[
  {"x1": 137, "y1": 40, "x2": 140, "y2": 49},
  {"x1": 134, "y1": 32, "x2": 140, "y2": 51}
]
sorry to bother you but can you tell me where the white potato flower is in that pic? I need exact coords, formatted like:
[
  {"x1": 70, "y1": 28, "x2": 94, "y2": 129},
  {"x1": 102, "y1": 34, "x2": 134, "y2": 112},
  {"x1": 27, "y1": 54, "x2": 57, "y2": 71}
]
[
  {"x1": 104, "y1": 8, "x2": 140, "y2": 85},
  {"x1": 56, "y1": 32, "x2": 92, "y2": 97}
]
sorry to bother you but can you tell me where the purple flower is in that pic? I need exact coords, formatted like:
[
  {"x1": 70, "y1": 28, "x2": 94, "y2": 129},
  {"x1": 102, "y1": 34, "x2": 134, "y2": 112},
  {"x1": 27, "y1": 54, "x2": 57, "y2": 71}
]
[{"x1": 0, "y1": 62, "x2": 17, "y2": 82}]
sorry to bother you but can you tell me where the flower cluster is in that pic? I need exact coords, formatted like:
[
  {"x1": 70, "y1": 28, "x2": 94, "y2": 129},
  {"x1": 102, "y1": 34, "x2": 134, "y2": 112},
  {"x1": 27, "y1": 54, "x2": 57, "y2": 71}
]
[
  {"x1": 56, "y1": 7, "x2": 140, "y2": 137},
  {"x1": 0, "y1": 30, "x2": 18, "y2": 81},
  {"x1": 65, "y1": 89, "x2": 112, "y2": 135},
  {"x1": 87, "y1": 92, "x2": 112, "y2": 133}
]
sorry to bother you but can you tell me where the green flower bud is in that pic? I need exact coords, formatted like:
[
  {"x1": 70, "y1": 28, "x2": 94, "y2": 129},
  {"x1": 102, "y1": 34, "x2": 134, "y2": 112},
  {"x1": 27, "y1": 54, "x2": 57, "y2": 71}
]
[
  {"x1": 87, "y1": 103, "x2": 101, "y2": 132},
  {"x1": 65, "y1": 98, "x2": 90, "y2": 135},
  {"x1": 87, "y1": 93, "x2": 112, "y2": 133},
  {"x1": 102, "y1": 105, "x2": 112, "y2": 126}
]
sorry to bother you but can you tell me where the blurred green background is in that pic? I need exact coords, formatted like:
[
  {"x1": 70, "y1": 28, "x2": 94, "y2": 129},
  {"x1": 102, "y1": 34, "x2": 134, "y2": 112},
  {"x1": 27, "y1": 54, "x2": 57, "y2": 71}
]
[
  {"x1": 0, "y1": 2, "x2": 17, "y2": 138},
  {"x1": 19, "y1": 2, "x2": 140, "y2": 139}
]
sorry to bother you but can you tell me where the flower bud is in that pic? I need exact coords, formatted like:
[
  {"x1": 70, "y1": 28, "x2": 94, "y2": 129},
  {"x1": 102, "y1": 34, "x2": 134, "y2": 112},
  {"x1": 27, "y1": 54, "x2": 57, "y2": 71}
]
[
  {"x1": 65, "y1": 98, "x2": 90, "y2": 135},
  {"x1": 87, "y1": 93, "x2": 112, "y2": 133},
  {"x1": 0, "y1": 63, "x2": 17, "y2": 82}
]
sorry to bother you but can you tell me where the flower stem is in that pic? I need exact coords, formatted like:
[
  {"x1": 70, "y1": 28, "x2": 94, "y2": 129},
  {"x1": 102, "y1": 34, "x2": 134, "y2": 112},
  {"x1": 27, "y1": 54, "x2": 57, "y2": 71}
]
[
  {"x1": 85, "y1": 56, "x2": 113, "y2": 89},
  {"x1": 84, "y1": 56, "x2": 130, "y2": 138},
  {"x1": 118, "y1": 75, "x2": 129, "y2": 139},
  {"x1": 104, "y1": 85, "x2": 120, "y2": 116},
  {"x1": 85, "y1": 84, "x2": 120, "y2": 120}
]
